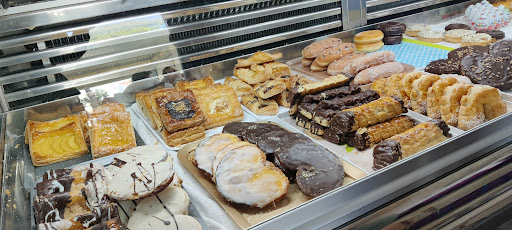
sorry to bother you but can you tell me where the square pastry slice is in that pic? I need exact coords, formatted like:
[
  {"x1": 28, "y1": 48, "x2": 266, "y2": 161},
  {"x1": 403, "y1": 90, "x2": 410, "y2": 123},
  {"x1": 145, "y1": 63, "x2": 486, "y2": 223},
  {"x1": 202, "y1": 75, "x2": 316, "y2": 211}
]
[
  {"x1": 89, "y1": 111, "x2": 137, "y2": 159},
  {"x1": 175, "y1": 76, "x2": 215, "y2": 91},
  {"x1": 140, "y1": 88, "x2": 175, "y2": 130},
  {"x1": 160, "y1": 125, "x2": 206, "y2": 147},
  {"x1": 193, "y1": 84, "x2": 244, "y2": 129},
  {"x1": 155, "y1": 89, "x2": 206, "y2": 133},
  {"x1": 27, "y1": 115, "x2": 88, "y2": 166}
]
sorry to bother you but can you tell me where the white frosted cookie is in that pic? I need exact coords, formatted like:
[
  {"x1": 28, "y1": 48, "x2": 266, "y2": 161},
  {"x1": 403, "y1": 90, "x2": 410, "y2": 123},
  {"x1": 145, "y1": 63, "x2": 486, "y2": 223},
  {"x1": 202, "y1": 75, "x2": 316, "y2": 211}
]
[
  {"x1": 127, "y1": 212, "x2": 201, "y2": 230},
  {"x1": 215, "y1": 145, "x2": 289, "y2": 208},
  {"x1": 136, "y1": 186, "x2": 190, "y2": 217},
  {"x1": 107, "y1": 146, "x2": 171, "y2": 175},
  {"x1": 211, "y1": 141, "x2": 252, "y2": 183},
  {"x1": 107, "y1": 146, "x2": 175, "y2": 200},
  {"x1": 115, "y1": 200, "x2": 138, "y2": 225},
  {"x1": 83, "y1": 164, "x2": 110, "y2": 208},
  {"x1": 194, "y1": 134, "x2": 240, "y2": 179}
]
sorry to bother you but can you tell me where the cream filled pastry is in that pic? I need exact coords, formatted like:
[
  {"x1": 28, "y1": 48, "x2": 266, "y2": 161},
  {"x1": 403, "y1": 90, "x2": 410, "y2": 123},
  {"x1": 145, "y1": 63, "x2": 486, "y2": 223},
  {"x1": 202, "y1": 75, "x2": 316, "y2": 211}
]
[
  {"x1": 193, "y1": 134, "x2": 240, "y2": 179},
  {"x1": 215, "y1": 145, "x2": 289, "y2": 208}
]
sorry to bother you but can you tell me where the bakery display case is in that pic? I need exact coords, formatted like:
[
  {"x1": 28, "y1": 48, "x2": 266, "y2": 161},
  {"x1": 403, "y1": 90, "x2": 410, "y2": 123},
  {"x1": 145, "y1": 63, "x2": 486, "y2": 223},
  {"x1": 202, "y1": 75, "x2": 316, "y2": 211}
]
[{"x1": 3, "y1": 0, "x2": 512, "y2": 229}]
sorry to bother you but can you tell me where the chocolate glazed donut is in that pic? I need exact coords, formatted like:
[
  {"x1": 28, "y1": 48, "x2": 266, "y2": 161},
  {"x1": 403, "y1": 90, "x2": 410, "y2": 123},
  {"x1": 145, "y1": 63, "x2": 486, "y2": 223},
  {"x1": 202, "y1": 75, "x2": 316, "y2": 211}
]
[
  {"x1": 377, "y1": 22, "x2": 407, "y2": 36},
  {"x1": 382, "y1": 35, "x2": 403, "y2": 45}
]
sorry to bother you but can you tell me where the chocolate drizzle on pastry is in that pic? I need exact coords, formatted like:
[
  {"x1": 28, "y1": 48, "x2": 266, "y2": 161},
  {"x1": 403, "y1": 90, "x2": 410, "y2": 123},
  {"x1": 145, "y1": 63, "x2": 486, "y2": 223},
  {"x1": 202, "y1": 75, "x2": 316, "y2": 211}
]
[{"x1": 165, "y1": 98, "x2": 196, "y2": 120}]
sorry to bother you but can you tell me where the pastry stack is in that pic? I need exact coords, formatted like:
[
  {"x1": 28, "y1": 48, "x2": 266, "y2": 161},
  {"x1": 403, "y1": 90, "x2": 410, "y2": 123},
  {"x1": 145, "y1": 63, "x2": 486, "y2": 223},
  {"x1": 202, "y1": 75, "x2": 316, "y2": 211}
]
[
  {"x1": 25, "y1": 102, "x2": 137, "y2": 166},
  {"x1": 371, "y1": 72, "x2": 508, "y2": 130},
  {"x1": 354, "y1": 30, "x2": 385, "y2": 52},
  {"x1": 377, "y1": 22, "x2": 407, "y2": 45},
  {"x1": 229, "y1": 51, "x2": 311, "y2": 115},
  {"x1": 33, "y1": 146, "x2": 201, "y2": 229},
  {"x1": 136, "y1": 77, "x2": 243, "y2": 147}
]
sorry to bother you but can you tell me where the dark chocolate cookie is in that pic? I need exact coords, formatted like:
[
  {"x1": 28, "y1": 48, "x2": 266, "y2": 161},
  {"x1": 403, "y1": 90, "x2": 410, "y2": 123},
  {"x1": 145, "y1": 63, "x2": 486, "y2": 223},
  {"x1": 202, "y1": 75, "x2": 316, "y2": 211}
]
[
  {"x1": 222, "y1": 121, "x2": 257, "y2": 139},
  {"x1": 241, "y1": 122, "x2": 286, "y2": 144},
  {"x1": 460, "y1": 52, "x2": 512, "y2": 90},
  {"x1": 256, "y1": 130, "x2": 308, "y2": 160},
  {"x1": 424, "y1": 59, "x2": 460, "y2": 75},
  {"x1": 447, "y1": 45, "x2": 490, "y2": 63},
  {"x1": 477, "y1": 29, "x2": 505, "y2": 41},
  {"x1": 376, "y1": 22, "x2": 407, "y2": 36},
  {"x1": 382, "y1": 35, "x2": 403, "y2": 45},
  {"x1": 445, "y1": 23, "x2": 471, "y2": 31},
  {"x1": 490, "y1": 39, "x2": 512, "y2": 57}
]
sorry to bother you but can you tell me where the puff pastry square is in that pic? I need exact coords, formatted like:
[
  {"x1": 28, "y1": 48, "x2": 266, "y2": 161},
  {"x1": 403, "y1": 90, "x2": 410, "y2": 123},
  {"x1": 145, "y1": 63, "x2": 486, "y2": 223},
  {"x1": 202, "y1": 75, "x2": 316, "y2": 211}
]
[
  {"x1": 140, "y1": 88, "x2": 175, "y2": 130},
  {"x1": 161, "y1": 125, "x2": 206, "y2": 147},
  {"x1": 89, "y1": 111, "x2": 137, "y2": 159},
  {"x1": 175, "y1": 76, "x2": 215, "y2": 91},
  {"x1": 155, "y1": 89, "x2": 206, "y2": 133},
  {"x1": 27, "y1": 115, "x2": 88, "y2": 166},
  {"x1": 192, "y1": 84, "x2": 244, "y2": 129}
]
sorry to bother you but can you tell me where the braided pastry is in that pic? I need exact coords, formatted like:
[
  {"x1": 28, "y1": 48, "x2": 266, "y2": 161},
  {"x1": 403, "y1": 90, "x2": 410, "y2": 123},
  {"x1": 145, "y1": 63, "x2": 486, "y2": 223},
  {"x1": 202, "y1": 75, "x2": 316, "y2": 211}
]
[
  {"x1": 458, "y1": 85, "x2": 508, "y2": 130},
  {"x1": 440, "y1": 83, "x2": 472, "y2": 127},
  {"x1": 426, "y1": 77, "x2": 458, "y2": 119},
  {"x1": 400, "y1": 72, "x2": 423, "y2": 109},
  {"x1": 410, "y1": 74, "x2": 441, "y2": 115},
  {"x1": 347, "y1": 115, "x2": 415, "y2": 151},
  {"x1": 373, "y1": 120, "x2": 450, "y2": 170},
  {"x1": 330, "y1": 96, "x2": 407, "y2": 132}
]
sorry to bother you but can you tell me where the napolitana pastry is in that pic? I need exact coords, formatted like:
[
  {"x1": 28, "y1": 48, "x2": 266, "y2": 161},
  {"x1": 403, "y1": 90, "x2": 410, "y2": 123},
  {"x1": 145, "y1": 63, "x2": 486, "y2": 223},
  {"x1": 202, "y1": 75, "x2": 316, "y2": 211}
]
[
  {"x1": 192, "y1": 84, "x2": 244, "y2": 129},
  {"x1": 427, "y1": 77, "x2": 459, "y2": 119},
  {"x1": 330, "y1": 96, "x2": 407, "y2": 132},
  {"x1": 26, "y1": 115, "x2": 88, "y2": 166},
  {"x1": 417, "y1": 30, "x2": 444, "y2": 43},
  {"x1": 175, "y1": 76, "x2": 215, "y2": 91},
  {"x1": 254, "y1": 80, "x2": 286, "y2": 99},
  {"x1": 302, "y1": 38, "x2": 343, "y2": 59},
  {"x1": 235, "y1": 51, "x2": 283, "y2": 68},
  {"x1": 224, "y1": 77, "x2": 253, "y2": 96},
  {"x1": 405, "y1": 24, "x2": 431, "y2": 37},
  {"x1": 241, "y1": 94, "x2": 279, "y2": 115},
  {"x1": 273, "y1": 90, "x2": 292, "y2": 108},
  {"x1": 264, "y1": 62, "x2": 292, "y2": 79},
  {"x1": 353, "y1": 61, "x2": 404, "y2": 85},
  {"x1": 410, "y1": 74, "x2": 441, "y2": 115},
  {"x1": 347, "y1": 115, "x2": 415, "y2": 151},
  {"x1": 193, "y1": 133, "x2": 240, "y2": 179},
  {"x1": 154, "y1": 89, "x2": 206, "y2": 133},
  {"x1": 235, "y1": 64, "x2": 270, "y2": 84},
  {"x1": 373, "y1": 120, "x2": 450, "y2": 170},
  {"x1": 458, "y1": 85, "x2": 508, "y2": 130}
]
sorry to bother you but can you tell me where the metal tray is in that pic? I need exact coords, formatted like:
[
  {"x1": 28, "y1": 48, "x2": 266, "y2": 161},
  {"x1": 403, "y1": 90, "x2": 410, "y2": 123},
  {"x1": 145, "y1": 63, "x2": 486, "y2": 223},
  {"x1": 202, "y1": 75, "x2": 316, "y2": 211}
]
[
  {"x1": 177, "y1": 121, "x2": 367, "y2": 229},
  {"x1": 130, "y1": 103, "x2": 257, "y2": 150},
  {"x1": 29, "y1": 150, "x2": 209, "y2": 230}
]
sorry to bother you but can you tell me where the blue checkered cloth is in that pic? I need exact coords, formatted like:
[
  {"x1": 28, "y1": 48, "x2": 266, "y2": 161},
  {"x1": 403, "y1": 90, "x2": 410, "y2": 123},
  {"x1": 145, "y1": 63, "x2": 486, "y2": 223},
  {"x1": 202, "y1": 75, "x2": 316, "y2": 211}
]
[{"x1": 380, "y1": 41, "x2": 450, "y2": 68}]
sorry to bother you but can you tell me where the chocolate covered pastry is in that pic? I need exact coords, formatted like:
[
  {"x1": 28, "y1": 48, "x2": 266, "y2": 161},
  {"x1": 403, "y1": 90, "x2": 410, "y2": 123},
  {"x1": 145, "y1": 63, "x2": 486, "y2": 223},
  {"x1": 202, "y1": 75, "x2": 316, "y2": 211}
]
[
  {"x1": 489, "y1": 39, "x2": 512, "y2": 57},
  {"x1": 309, "y1": 121, "x2": 326, "y2": 136},
  {"x1": 376, "y1": 22, "x2": 406, "y2": 36},
  {"x1": 373, "y1": 120, "x2": 450, "y2": 170},
  {"x1": 460, "y1": 52, "x2": 512, "y2": 90},
  {"x1": 222, "y1": 121, "x2": 257, "y2": 139},
  {"x1": 323, "y1": 128, "x2": 346, "y2": 144},
  {"x1": 313, "y1": 90, "x2": 380, "y2": 127},
  {"x1": 257, "y1": 130, "x2": 309, "y2": 160},
  {"x1": 477, "y1": 30, "x2": 505, "y2": 42},
  {"x1": 241, "y1": 122, "x2": 286, "y2": 144},
  {"x1": 330, "y1": 96, "x2": 407, "y2": 133},
  {"x1": 347, "y1": 115, "x2": 415, "y2": 151},
  {"x1": 445, "y1": 23, "x2": 471, "y2": 31},
  {"x1": 155, "y1": 89, "x2": 206, "y2": 133},
  {"x1": 296, "y1": 112, "x2": 311, "y2": 128},
  {"x1": 302, "y1": 85, "x2": 361, "y2": 103},
  {"x1": 298, "y1": 102, "x2": 318, "y2": 119},
  {"x1": 424, "y1": 59, "x2": 460, "y2": 75}
]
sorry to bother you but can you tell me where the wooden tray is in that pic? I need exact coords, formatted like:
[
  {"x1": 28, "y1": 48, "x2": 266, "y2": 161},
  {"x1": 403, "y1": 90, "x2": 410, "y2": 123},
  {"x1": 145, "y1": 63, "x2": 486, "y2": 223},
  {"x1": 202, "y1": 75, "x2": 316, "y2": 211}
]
[
  {"x1": 286, "y1": 57, "x2": 416, "y2": 81},
  {"x1": 177, "y1": 122, "x2": 367, "y2": 229}
]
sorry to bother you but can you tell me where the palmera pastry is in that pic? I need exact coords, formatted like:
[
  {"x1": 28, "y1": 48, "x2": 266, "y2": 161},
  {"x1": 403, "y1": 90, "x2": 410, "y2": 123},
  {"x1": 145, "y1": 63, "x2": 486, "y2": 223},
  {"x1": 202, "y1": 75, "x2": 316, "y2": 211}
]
[
  {"x1": 224, "y1": 77, "x2": 253, "y2": 96},
  {"x1": 410, "y1": 74, "x2": 441, "y2": 115},
  {"x1": 241, "y1": 94, "x2": 279, "y2": 115},
  {"x1": 154, "y1": 89, "x2": 205, "y2": 133},
  {"x1": 440, "y1": 83, "x2": 472, "y2": 127},
  {"x1": 427, "y1": 77, "x2": 459, "y2": 119},
  {"x1": 161, "y1": 125, "x2": 206, "y2": 147},
  {"x1": 234, "y1": 64, "x2": 270, "y2": 85},
  {"x1": 192, "y1": 84, "x2": 243, "y2": 129},
  {"x1": 235, "y1": 51, "x2": 283, "y2": 68},
  {"x1": 254, "y1": 79, "x2": 286, "y2": 99},
  {"x1": 400, "y1": 72, "x2": 423, "y2": 109},
  {"x1": 27, "y1": 115, "x2": 88, "y2": 166},
  {"x1": 458, "y1": 85, "x2": 508, "y2": 131},
  {"x1": 371, "y1": 77, "x2": 388, "y2": 96},
  {"x1": 373, "y1": 120, "x2": 450, "y2": 170},
  {"x1": 347, "y1": 115, "x2": 415, "y2": 151},
  {"x1": 216, "y1": 144, "x2": 289, "y2": 208},
  {"x1": 331, "y1": 96, "x2": 407, "y2": 133},
  {"x1": 89, "y1": 111, "x2": 137, "y2": 159},
  {"x1": 384, "y1": 73, "x2": 406, "y2": 98},
  {"x1": 193, "y1": 133, "x2": 240, "y2": 179},
  {"x1": 175, "y1": 76, "x2": 215, "y2": 91}
]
